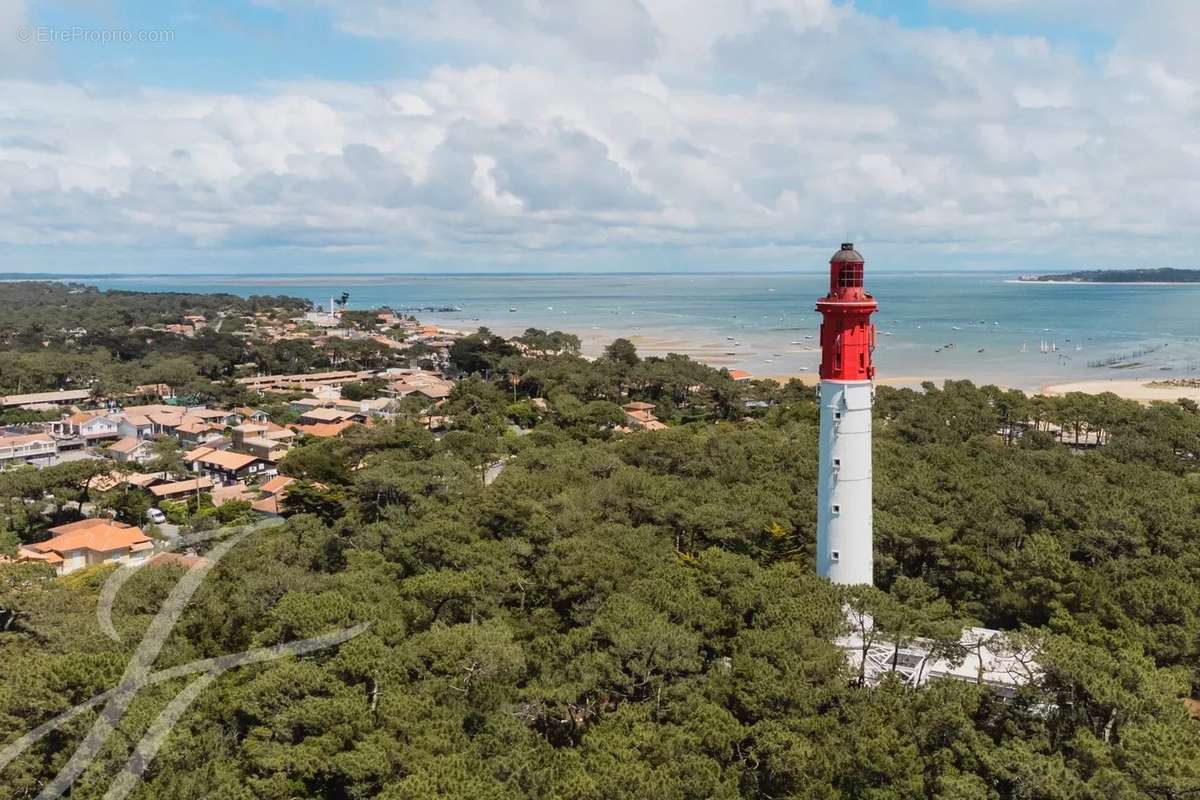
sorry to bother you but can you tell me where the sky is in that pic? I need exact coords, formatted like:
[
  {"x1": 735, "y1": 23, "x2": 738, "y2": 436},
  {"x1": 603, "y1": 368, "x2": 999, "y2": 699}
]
[{"x1": 1, "y1": 0, "x2": 1198, "y2": 274}]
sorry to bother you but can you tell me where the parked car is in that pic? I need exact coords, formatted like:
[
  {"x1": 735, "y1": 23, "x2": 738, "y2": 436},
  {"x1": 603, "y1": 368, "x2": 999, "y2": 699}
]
[{"x1": 146, "y1": 508, "x2": 167, "y2": 525}]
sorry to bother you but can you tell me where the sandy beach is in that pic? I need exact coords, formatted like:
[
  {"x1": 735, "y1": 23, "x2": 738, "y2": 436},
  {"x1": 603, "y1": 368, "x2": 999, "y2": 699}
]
[
  {"x1": 576, "y1": 332, "x2": 821, "y2": 369},
  {"x1": 1040, "y1": 379, "x2": 1200, "y2": 403},
  {"x1": 761, "y1": 374, "x2": 936, "y2": 389}
]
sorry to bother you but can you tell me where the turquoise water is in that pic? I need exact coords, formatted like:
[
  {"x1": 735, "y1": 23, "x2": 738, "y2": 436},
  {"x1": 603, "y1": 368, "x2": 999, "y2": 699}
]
[{"x1": 80, "y1": 272, "x2": 1200, "y2": 390}]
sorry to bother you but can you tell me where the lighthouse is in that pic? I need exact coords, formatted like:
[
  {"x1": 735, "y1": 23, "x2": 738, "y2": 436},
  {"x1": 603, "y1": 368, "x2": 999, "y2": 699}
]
[{"x1": 815, "y1": 243, "x2": 878, "y2": 585}]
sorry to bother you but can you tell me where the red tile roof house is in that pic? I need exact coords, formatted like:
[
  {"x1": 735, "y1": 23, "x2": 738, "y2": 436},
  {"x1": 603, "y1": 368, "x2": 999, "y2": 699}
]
[
  {"x1": 291, "y1": 421, "x2": 356, "y2": 439},
  {"x1": 116, "y1": 413, "x2": 156, "y2": 440},
  {"x1": 0, "y1": 432, "x2": 58, "y2": 468},
  {"x1": 56, "y1": 411, "x2": 122, "y2": 444},
  {"x1": 230, "y1": 425, "x2": 291, "y2": 462},
  {"x1": 18, "y1": 519, "x2": 154, "y2": 576},
  {"x1": 251, "y1": 476, "x2": 328, "y2": 515},
  {"x1": 297, "y1": 406, "x2": 356, "y2": 425},
  {"x1": 185, "y1": 447, "x2": 271, "y2": 485},
  {"x1": 107, "y1": 436, "x2": 156, "y2": 465},
  {"x1": 231, "y1": 407, "x2": 270, "y2": 425},
  {"x1": 622, "y1": 402, "x2": 668, "y2": 431},
  {"x1": 211, "y1": 482, "x2": 254, "y2": 508},
  {"x1": 149, "y1": 477, "x2": 215, "y2": 501}
]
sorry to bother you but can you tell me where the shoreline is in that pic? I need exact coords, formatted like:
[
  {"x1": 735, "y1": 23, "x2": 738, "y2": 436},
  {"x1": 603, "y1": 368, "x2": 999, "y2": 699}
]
[
  {"x1": 1040, "y1": 379, "x2": 1200, "y2": 403},
  {"x1": 1007, "y1": 280, "x2": 1198, "y2": 286}
]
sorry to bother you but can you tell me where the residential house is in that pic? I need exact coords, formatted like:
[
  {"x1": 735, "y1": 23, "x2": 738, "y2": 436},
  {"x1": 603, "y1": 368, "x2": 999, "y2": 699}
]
[
  {"x1": 230, "y1": 424, "x2": 290, "y2": 462},
  {"x1": 251, "y1": 475, "x2": 328, "y2": 515},
  {"x1": 231, "y1": 407, "x2": 270, "y2": 425},
  {"x1": 149, "y1": 477, "x2": 215, "y2": 501},
  {"x1": 235, "y1": 370, "x2": 368, "y2": 392},
  {"x1": 185, "y1": 447, "x2": 270, "y2": 485},
  {"x1": 297, "y1": 406, "x2": 355, "y2": 425},
  {"x1": 107, "y1": 436, "x2": 155, "y2": 465},
  {"x1": 261, "y1": 422, "x2": 297, "y2": 444},
  {"x1": 289, "y1": 397, "x2": 324, "y2": 415},
  {"x1": 117, "y1": 414, "x2": 155, "y2": 440},
  {"x1": 384, "y1": 370, "x2": 455, "y2": 401},
  {"x1": 148, "y1": 411, "x2": 185, "y2": 437},
  {"x1": 211, "y1": 482, "x2": 254, "y2": 508},
  {"x1": 333, "y1": 397, "x2": 398, "y2": 420},
  {"x1": 1, "y1": 389, "x2": 93, "y2": 408},
  {"x1": 622, "y1": 402, "x2": 668, "y2": 432},
  {"x1": 186, "y1": 407, "x2": 237, "y2": 427},
  {"x1": 174, "y1": 417, "x2": 226, "y2": 447},
  {"x1": 57, "y1": 411, "x2": 122, "y2": 444},
  {"x1": 18, "y1": 519, "x2": 153, "y2": 575},
  {"x1": 291, "y1": 421, "x2": 356, "y2": 438},
  {"x1": 0, "y1": 432, "x2": 57, "y2": 468},
  {"x1": 133, "y1": 383, "x2": 173, "y2": 399},
  {"x1": 124, "y1": 472, "x2": 171, "y2": 490}
]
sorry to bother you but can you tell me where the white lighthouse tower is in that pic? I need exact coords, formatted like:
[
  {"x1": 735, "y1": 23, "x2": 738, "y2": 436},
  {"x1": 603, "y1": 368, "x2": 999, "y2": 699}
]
[{"x1": 815, "y1": 244, "x2": 878, "y2": 585}]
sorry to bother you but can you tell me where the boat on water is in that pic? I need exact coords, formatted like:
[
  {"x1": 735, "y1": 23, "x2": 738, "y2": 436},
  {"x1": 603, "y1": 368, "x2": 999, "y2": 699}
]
[
  {"x1": 791, "y1": 341, "x2": 804, "y2": 345},
  {"x1": 508, "y1": 307, "x2": 517, "y2": 312},
  {"x1": 882, "y1": 331, "x2": 893, "y2": 336}
]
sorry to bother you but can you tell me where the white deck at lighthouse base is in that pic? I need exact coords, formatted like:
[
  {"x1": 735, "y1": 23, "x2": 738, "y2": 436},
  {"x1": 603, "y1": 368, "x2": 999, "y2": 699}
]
[
  {"x1": 817, "y1": 379, "x2": 874, "y2": 585},
  {"x1": 836, "y1": 612, "x2": 1041, "y2": 695}
]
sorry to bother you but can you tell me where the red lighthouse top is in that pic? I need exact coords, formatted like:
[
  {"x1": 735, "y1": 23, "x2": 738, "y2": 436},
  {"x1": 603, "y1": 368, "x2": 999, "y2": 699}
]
[{"x1": 816, "y1": 243, "x2": 878, "y2": 381}]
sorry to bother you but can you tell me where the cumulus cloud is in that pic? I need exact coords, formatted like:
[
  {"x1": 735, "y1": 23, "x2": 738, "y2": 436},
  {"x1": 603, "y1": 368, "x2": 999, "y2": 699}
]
[{"x1": 1, "y1": 0, "x2": 1199, "y2": 268}]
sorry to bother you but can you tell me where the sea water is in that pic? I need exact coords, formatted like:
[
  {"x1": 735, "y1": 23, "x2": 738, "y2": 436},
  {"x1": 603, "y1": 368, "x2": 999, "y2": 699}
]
[{"x1": 80, "y1": 271, "x2": 1200, "y2": 391}]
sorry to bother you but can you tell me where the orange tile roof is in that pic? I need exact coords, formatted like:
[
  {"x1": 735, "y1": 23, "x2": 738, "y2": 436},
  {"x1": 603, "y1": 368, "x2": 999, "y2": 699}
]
[
  {"x1": 124, "y1": 472, "x2": 167, "y2": 488},
  {"x1": 191, "y1": 449, "x2": 260, "y2": 470},
  {"x1": 259, "y1": 475, "x2": 295, "y2": 495},
  {"x1": 0, "y1": 432, "x2": 54, "y2": 447},
  {"x1": 108, "y1": 436, "x2": 144, "y2": 454},
  {"x1": 149, "y1": 477, "x2": 214, "y2": 497},
  {"x1": 211, "y1": 482, "x2": 254, "y2": 507},
  {"x1": 34, "y1": 519, "x2": 151, "y2": 555},
  {"x1": 89, "y1": 471, "x2": 126, "y2": 493},
  {"x1": 292, "y1": 421, "x2": 355, "y2": 438},
  {"x1": 300, "y1": 407, "x2": 354, "y2": 422},
  {"x1": 183, "y1": 445, "x2": 216, "y2": 461},
  {"x1": 175, "y1": 418, "x2": 220, "y2": 434},
  {"x1": 251, "y1": 495, "x2": 283, "y2": 514},
  {"x1": 18, "y1": 547, "x2": 63, "y2": 565},
  {"x1": 188, "y1": 408, "x2": 231, "y2": 420},
  {"x1": 120, "y1": 404, "x2": 177, "y2": 417}
]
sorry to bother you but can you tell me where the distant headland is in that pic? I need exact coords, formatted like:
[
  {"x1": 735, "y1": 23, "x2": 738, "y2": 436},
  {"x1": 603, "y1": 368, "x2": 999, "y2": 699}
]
[{"x1": 1018, "y1": 267, "x2": 1200, "y2": 283}]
